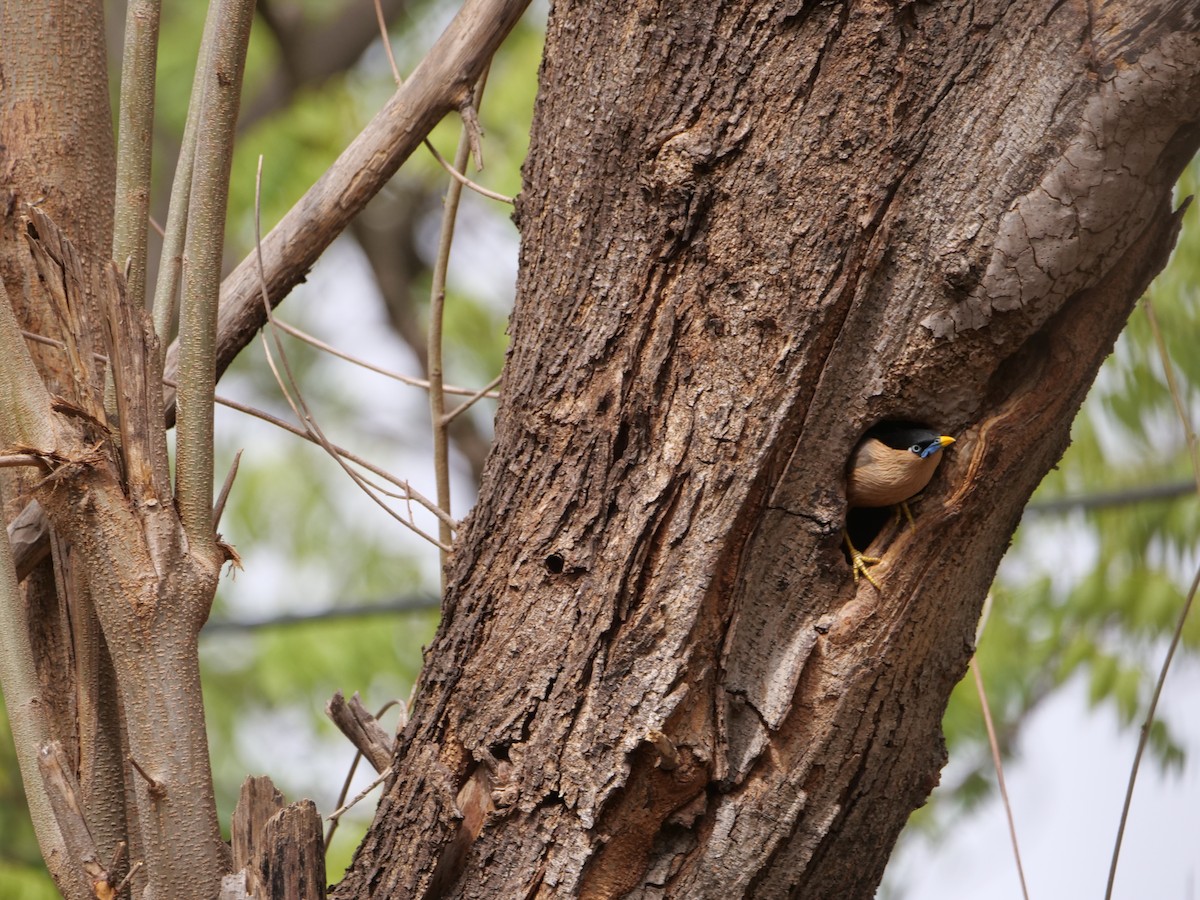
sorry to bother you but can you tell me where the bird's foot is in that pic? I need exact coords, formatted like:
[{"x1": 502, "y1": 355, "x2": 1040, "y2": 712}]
[
  {"x1": 892, "y1": 501, "x2": 916, "y2": 528},
  {"x1": 843, "y1": 532, "x2": 882, "y2": 590}
]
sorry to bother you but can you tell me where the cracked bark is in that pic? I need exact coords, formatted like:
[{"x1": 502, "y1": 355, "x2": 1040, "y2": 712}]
[{"x1": 336, "y1": 2, "x2": 1200, "y2": 898}]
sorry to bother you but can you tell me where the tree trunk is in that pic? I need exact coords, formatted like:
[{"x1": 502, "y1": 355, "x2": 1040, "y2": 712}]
[
  {"x1": 336, "y1": 2, "x2": 1200, "y2": 898},
  {"x1": 0, "y1": 3, "x2": 122, "y2": 897}
]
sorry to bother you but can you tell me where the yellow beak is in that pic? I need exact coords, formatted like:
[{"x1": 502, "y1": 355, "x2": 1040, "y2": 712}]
[{"x1": 938, "y1": 435, "x2": 956, "y2": 448}]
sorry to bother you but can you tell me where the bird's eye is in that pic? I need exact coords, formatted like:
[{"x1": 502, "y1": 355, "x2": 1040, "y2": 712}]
[{"x1": 909, "y1": 444, "x2": 922, "y2": 454}]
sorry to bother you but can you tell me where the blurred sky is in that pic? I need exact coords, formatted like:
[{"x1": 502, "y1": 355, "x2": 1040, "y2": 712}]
[{"x1": 885, "y1": 661, "x2": 1200, "y2": 900}]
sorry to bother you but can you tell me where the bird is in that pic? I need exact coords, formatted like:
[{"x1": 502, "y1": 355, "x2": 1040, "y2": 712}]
[{"x1": 843, "y1": 423, "x2": 955, "y2": 588}]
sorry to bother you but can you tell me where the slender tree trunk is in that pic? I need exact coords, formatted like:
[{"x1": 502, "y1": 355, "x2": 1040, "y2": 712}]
[
  {"x1": 0, "y1": 3, "x2": 122, "y2": 896},
  {"x1": 337, "y1": 2, "x2": 1200, "y2": 897}
]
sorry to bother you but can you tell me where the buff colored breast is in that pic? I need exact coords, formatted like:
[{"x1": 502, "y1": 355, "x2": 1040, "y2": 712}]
[{"x1": 845, "y1": 438, "x2": 945, "y2": 508}]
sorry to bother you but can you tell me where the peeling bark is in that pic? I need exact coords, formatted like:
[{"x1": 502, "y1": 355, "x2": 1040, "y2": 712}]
[{"x1": 337, "y1": 2, "x2": 1200, "y2": 898}]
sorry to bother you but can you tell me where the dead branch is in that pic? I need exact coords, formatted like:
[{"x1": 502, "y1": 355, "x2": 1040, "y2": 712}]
[{"x1": 326, "y1": 691, "x2": 395, "y2": 774}]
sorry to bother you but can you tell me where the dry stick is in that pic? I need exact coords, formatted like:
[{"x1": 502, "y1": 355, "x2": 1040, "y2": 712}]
[
  {"x1": 175, "y1": 0, "x2": 255, "y2": 550},
  {"x1": 113, "y1": 861, "x2": 145, "y2": 897},
  {"x1": 327, "y1": 766, "x2": 393, "y2": 824},
  {"x1": 213, "y1": 449, "x2": 243, "y2": 530},
  {"x1": 160, "y1": 0, "x2": 532, "y2": 422},
  {"x1": 428, "y1": 119, "x2": 476, "y2": 578},
  {"x1": 1104, "y1": 297, "x2": 1200, "y2": 900},
  {"x1": 126, "y1": 755, "x2": 163, "y2": 797},
  {"x1": 971, "y1": 594, "x2": 1031, "y2": 900},
  {"x1": 372, "y1": 0, "x2": 514, "y2": 205},
  {"x1": 971, "y1": 659, "x2": 1031, "y2": 900},
  {"x1": 443, "y1": 372, "x2": 503, "y2": 426},
  {"x1": 251, "y1": 158, "x2": 450, "y2": 551},
  {"x1": 424, "y1": 139, "x2": 513, "y2": 204},
  {"x1": 269, "y1": 318, "x2": 498, "y2": 398},
  {"x1": 324, "y1": 698, "x2": 401, "y2": 849},
  {"x1": 324, "y1": 751, "x2": 363, "y2": 851},
  {"x1": 326, "y1": 692, "x2": 396, "y2": 773}
]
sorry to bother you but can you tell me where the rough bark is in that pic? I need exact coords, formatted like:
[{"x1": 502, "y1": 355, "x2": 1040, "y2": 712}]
[{"x1": 337, "y1": 2, "x2": 1200, "y2": 898}]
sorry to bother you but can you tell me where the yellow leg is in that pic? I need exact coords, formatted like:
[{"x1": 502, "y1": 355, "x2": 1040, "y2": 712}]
[{"x1": 843, "y1": 531, "x2": 882, "y2": 590}]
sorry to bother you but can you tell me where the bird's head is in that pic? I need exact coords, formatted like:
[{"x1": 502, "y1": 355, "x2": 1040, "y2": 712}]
[{"x1": 871, "y1": 425, "x2": 955, "y2": 459}]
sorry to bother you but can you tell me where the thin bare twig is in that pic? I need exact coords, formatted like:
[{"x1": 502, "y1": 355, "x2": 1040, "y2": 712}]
[
  {"x1": 971, "y1": 595, "x2": 1030, "y2": 899},
  {"x1": 180, "y1": 377, "x2": 453, "y2": 528},
  {"x1": 127, "y1": 755, "x2": 164, "y2": 797},
  {"x1": 213, "y1": 449, "x2": 243, "y2": 529},
  {"x1": 427, "y1": 120, "x2": 475, "y2": 577},
  {"x1": 971, "y1": 659, "x2": 1031, "y2": 900},
  {"x1": 327, "y1": 766, "x2": 392, "y2": 823},
  {"x1": 442, "y1": 372, "x2": 503, "y2": 425},
  {"x1": 425, "y1": 140, "x2": 513, "y2": 203},
  {"x1": 113, "y1": 861, "x2": 145, "y2": 897},
  {"x1": 252, "y1": 158, "x2": 450, "y2": 550},
  {"x1": 1105, "y1": 297, "x2": 1200, "y2": 900},
  {"x1": 325, "y1": 750, "x2": 363, "y2": 851},
  {"x1": 269, "y1": 318, "x2": 498, "y2": 398}
]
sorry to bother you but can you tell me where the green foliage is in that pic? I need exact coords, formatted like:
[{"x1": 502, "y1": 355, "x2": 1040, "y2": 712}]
[
  {"x1": 0, "y1": 862, "x2": 58, "y2": 900},
  {"x1": 0, "y1": 695, "x2": 52, "y2": 889}
]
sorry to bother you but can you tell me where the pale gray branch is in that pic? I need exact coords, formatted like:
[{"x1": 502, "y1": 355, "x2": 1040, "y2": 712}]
[
  {"x1": 112, "y1": 0, "x2": 161, "y2": 316},
  {"x1": 174, "y1": 0, "x2": 255, "y2": 548}
]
